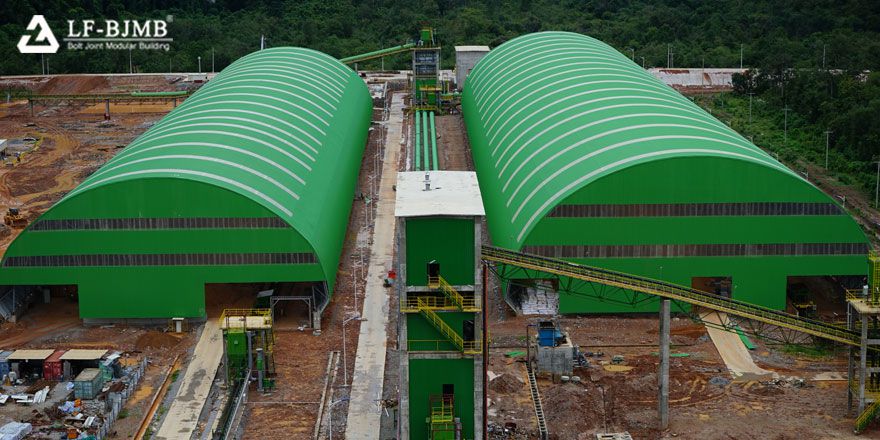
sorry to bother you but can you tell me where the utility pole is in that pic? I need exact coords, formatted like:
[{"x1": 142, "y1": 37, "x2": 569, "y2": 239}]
[
  {"x1": 783, "y1": 107, "x2": 790, "y2": 146},
  {"x1": 701, "y1": 57, "x2": 705, "y2": 87},
  {"x1": 41, "y1": 54, "x2": 45, "y2": 75},
  {"x1": 640, "y1": 56, "x2": 646, "y2": 69},
  {"x1": 748, "y1": 92, "x2": 754, "y2": 124},
  {"x1": 169, "y1": 57, "x2": 172, "y2": 74},
  {"x1": 630, "y1": 47, "x2": 635, "y2": 61},
  {"x1": 129, "y1": 48, "x2": 132, "y2": 74},
  {"x1": 823, "y1": 44, "x2": 827, "y2": 70},
  {"x1": 212, "y1": 48, "x2": 215, "y2": 73},
  {"x1": 659, "y1": 299, "x2": 671, "y2": 430},
  {"x1": 875, "y1": 161, "x2": 880, "y2": 209},
  {"x1": 740, "y1": 43, "x2": 744, "y2": 69},
  {"x1": 198, "y1": 56, "x2": 202, "y2": 74},
  {"x1": 824, "y1": 130, "x2": 832, "y2": 169},
  {"x1": 260, "y1": 35, "x2": 265, "y2": 50},
  {"x1": 667, "y1": 44, "x2": 671, "y2": 68}
]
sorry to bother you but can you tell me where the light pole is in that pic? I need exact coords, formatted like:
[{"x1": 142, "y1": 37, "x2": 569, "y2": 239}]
[
  {"x1": 212, "y1": 47, "x2": 215, "y2": 73},
  {"x1": 783, "y1": 107, "x2": 790, "y2": 146},
  {"x1": 740, "y1": 43, "x2": 744, "y2": 69},
  {"x1": 875, "y1": 161, "x2": 880, "y2": 209},
  {"x1": 640, "y1": 56, "x2": 646, "y2": 69},
  {"x1": 629, "y1": 47, "x2": 634, "y2": 61},
  {"x1": 342, "y1": 313, "x2": 361, "y2": 386},
  {"x1": 198, "y1": 56, "x2": 202, "y2": 74},
  {"x1": 748, "y1": 92, "x2": 754, "y2": 125},
  {"x1": 824, "y1": 130, "x2": 832, "y2": 169},
  {"x1": 328, "y1": 397, "x2": 349, "y2": 440},
  {"x1": 128, "y1": 48, "x2": 132, "y2": 74}
]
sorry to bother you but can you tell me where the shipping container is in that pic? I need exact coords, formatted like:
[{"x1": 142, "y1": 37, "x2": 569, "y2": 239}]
[
  {"x1": 73, "y1": 368, "x2": 104, "y2": 400},
  {"x1": 0, "y1": 350, "x2": 13, "y2": 377},
  {"x1": 43, "y1": 349, "x2": 68, "y2": 381}
]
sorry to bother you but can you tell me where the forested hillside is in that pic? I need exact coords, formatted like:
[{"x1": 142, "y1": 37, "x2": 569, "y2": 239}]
[{"x1": 1, "y1": 0, "x2": 880, "y2": 74}]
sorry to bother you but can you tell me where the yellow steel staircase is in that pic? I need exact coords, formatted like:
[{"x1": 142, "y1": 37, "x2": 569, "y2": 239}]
[
  {"x1": 414, "y1": 297, "x2": 481, "y2": 354},
  {"x1": 428, "y1": 394, "x2": 458, "y2": 439},
  {"x1": 428, "y1": 275, "x2": 480, "y2": 311}
]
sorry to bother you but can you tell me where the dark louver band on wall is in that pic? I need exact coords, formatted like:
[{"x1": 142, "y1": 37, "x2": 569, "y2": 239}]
[
  {"x1": 547, "y1": 202, "x2": 842, "y2": 218},
  {"x1": 29, "y1": 217, "x2": 290, "y2": 231},
  {"x1": 2, "y1": 252, "x2": 316, "y2": 267},
  {"x1": 523, "y1": 243, "x2": 868, "y2": 259}
]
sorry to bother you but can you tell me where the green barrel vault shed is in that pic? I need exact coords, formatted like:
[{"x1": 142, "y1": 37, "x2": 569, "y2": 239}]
[
  {"x1": 0, "y1": 47, "x2": 372, "y2": 326},
  {"x1": 462, "y1": 31, "x2": 868, "y2": 313}
]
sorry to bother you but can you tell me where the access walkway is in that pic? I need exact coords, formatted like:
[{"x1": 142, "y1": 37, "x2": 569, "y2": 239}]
[
  {"x1": 154, "y1": 320, "x2": 223, "y2": 440},
  {"x1": 344, "y1": 92, "x2": 404, "y2": 440}
]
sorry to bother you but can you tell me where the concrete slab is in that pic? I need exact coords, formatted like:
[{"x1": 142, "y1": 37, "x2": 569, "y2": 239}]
[
  {"x1": 154, "y1": 320, "x2": 223, "y2": 440},
  {"x1": 702, "y1": 312, "x2": 774, "y2": 378},
  {"x1": 344, "y1": 92, "x2": 403, "y2": 440}
]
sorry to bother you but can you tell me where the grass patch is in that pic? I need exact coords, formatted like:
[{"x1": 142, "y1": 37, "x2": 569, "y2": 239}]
[
  {"x1": 781, "y1": 343, "x2": 834, "y2": 358},
  {"x1": 171, "y1": 369, "x2": 180, "y2": 383},
  {"x1": 118, "y1": 408, "x2": 129, "y2": 419}
]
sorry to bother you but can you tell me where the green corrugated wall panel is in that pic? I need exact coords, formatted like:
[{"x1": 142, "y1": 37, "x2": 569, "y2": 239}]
[
  {"x1": 527, "y1": 254, "x2": 865, "y2": 313},
  {"x1": 406, "y1": 312, "x2": 474, "y2": 351},
  {"x1": 405, "y1": 218, "x2": 475, "y2": 286},
  {"x1": 409, "y1": 358, "x2": 475, "y2": 440}
]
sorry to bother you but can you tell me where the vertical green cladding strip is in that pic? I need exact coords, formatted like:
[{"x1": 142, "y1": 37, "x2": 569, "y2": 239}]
[
  {"x1": 462, "y1": 31, "x2": 867, "y2": 312},
  {"x1": 422, "y1": 111, "x2": 431, "y2": 171},
  {"x1": 0, "y1": 47, "x2": 372, "y2": 319},
  {"x1": 430, "y1": 112, "x2": 439, "y2": 171},
  {"x1": 415, "y1": 112, "x2": 422, "y2": 171}
]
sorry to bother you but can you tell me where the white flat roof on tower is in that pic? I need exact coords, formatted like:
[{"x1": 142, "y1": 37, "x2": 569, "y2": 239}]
[
  {"x1": 455, "y1": 45, "x2": 490, "y2": 52},
  {"x1": 395, "y1": 171, "x2": 485, "y2": 217}
]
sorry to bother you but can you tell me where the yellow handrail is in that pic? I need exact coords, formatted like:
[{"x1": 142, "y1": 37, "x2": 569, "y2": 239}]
[
  {"x1": 481, "y1": 246, "x2": 861, "y2": 347},
  {"x1": 428, "y1": 276, "x2": 480, "y2": 312},
  {"x1": 415, "y1": 297, "x2": 481, "y2": 354},
  {"x1": 856, "y1": 399, "x2": 880, "y2": 433}
]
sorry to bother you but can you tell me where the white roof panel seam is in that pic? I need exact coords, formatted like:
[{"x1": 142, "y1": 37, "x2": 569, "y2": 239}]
[
  {"x1": 514, "y1": 149, "x2": 805, "y2": 242},
  {"x1": 86, "y1": 154, "x2": 301, "y2": 200},
  {"x1": 102, "y1": 141, "x2": 306, "y2": 185},
  {"x1": 181, "y1": 85, "x2": 329, "y2": 127},
  {"x1": 510, "y1": 135, "x2": 798, "y2": 220},
  {"x1": 216, "y1": 64, "x2": 345, "y2": 96},
  {"x1": 68, "y1": 169, "x2": 294, "y2": 217}
]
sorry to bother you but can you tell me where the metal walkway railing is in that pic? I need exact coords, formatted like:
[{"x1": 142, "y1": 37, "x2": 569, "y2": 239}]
[
  {"x1": 428, "y1": 276, "x2": 480, "y2": 312},
  {"x1": 856, "y1": 400, "x2": 880, "y2": 434},
  {"x1": 481, "y1": 246, "x2": 861, "y2": 347},
  {"x1": 415, "y1": 297, "x2": 481, "y2": 354}
]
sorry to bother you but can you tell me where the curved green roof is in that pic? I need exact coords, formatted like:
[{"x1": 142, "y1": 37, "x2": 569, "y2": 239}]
[
  {"x1": 53, "y1": 47, "x2": 371, "y2": 287},
  {"x1": 463, "y1": 31, "x2": 809, "y2": 247}
]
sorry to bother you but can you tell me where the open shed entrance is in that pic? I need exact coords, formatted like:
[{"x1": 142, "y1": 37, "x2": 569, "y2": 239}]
[
  {"x1": 205, "y1": 282, "x2": 325, "y2": 329},
  {"x1": 691, "y1": 276, "x2": 732, "y2": 298},
  {"x1": 786, "y1": 275, "x2": 863, "y2": 320},
  {"x1": 508, "y1": 278, "x2": 559, "y2": 315},
  {"x1": 0, "y1": 284, "x2": 78, "y2": 324}
]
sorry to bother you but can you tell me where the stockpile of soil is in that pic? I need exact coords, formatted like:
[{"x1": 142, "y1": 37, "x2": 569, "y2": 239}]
[
  {"x1": 135, "y1": 331, "x2": 181, "y2": 350},
  {"x1": 490, "y1": 373, "x2": 525, "y2": 394}
]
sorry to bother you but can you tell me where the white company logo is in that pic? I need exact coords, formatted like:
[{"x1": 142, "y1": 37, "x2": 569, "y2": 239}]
[
  {"x1": 17, "y1": 15, "x2": 60, "y2": 54},
  {"x1": 17, "y1": 15, "x2": 173, "y2": 53}
]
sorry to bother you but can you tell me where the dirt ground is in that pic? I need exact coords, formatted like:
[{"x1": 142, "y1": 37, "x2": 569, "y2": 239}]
[
  {"x1": 486, "y1": 312, "x2": 875, "y2": 439},
  {"x1": 436, "y1": 113, "x2": 473, "y2": 171},
  {"x1": 240, "y1": 98, "x2": 391, "y2": 439},
  {"x1": 0, "y1": 74, "x2": 189, "y2": 439},
  {"x1": 0, "y1": 74, "x2": 183, "y2": 253}
]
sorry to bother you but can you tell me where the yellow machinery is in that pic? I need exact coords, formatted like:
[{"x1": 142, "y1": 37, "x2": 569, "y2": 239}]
[{"x1": 3, "y1": 208, "x2": 27, "y2": 228}]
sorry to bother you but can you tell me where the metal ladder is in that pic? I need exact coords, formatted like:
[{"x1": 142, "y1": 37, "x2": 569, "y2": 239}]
[{"x1": 526, "y1": 362, "x2": 549, "y2": 440}]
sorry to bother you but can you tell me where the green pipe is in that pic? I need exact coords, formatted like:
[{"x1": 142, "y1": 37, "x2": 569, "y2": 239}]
[
  {"x1": 430, "y1": 112, "x2": 438, "y2": 171},
  {"x1": 414, "y1": 111, "x2": 421, "y2": 171},
  {"x1": 421, "y1": 111, "x2": 430, "y2": 171},
  {"x1": 339, "y1": 43, "x2": 416, "y2": 64}
]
